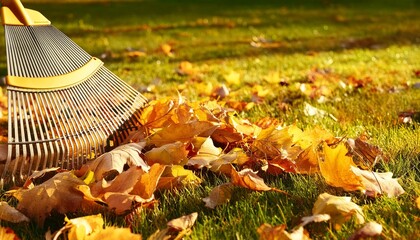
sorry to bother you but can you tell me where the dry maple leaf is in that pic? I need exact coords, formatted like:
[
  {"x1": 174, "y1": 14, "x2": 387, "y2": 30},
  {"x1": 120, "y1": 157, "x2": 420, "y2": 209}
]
[
  {"x1": 351, "y1": 166, "x2": 405, "y2": 197},
  {"x1": 346, "y1": 137, "x2": 387, "y2": 169},
  {"x1": 140, "y1": 98, "x2": 177, "y2": 128},
  {"x1": 85, "y1": 142, "x2": 148, "y2": 181},
  {"x1": 312, "y1": 192, "x2": 365, "y2": 230},
  {"x1": 167, "y1": 212, "x2": 198, "y2": 231},
  {"x1": 0, "y1": 201, "x2": 29, "y2": 223},
  {"x1": 0, "y1": 227, "x2": 19, "y2": 240},
  {"x1": 230, "y1": 168, "x2": 271, "y2": 191},
  {"x1": 318, "y1": 142, "x2": 364, "y2": 192},
  {"x1": 131, "y1": 163, "x2": 166, "y2": 199},
  {"x1": 12, "y1": 172, "x2": 95, "y2": 226},
  {"x1": 157, "y1": 165, "x2": 201, "y2": 190},
  {"x1": 103, "y1": 192, "x2": 152, "y2": 215},
  {"x1": 202, "y1": 183, "x2": 234, "y2": 209},
  {"x1": 257, "y1": 223, "x2": 310, "y2": 240}
]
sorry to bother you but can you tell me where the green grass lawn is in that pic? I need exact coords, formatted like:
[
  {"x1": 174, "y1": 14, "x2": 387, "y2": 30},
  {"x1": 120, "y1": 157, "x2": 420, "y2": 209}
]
[{"x1": 1, "y1": 0, "x2": 420, "y2": 239}]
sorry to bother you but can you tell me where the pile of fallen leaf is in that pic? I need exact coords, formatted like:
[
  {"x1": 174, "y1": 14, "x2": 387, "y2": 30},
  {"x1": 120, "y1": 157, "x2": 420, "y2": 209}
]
[{"x1": 0, "y1": 96, "x2": 414, "y2": 239}]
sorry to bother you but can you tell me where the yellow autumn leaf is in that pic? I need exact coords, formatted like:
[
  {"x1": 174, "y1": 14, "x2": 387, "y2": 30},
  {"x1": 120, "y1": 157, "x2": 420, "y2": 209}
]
[
  {"x1": 263, "y1": 71, "x2": 281, "y2": 84},
  {"x1": 416, "y1": 196, "x2": 420, "y2": 209},
  {"x1": 0, "y1": 227, "x2": 19, "y2": 240},
  {"x1": 318, "y1": 142, "x2": 364, "y2": 192},
  {"x1": 53, "y1": 214, "x2": 142, "y2": 240},
  {"x1": 223, "y1": 70, "x2": 241, "y2": 86},
  {"x1": 0, "y1": 201, "x2": 29, "y2": 223},
  {"x1": 312, "y1": 192, "x2": 365, "y2": 230},
  {"x1": 144, "y1": 142, "x2": 189, "y2": 165},
  {"x1": 140, "y1": 98, "x2": 177, "y2": 128},
  {"x1": 177, "y1": 61, "x2": 196, "y2": 76},
  {"x1": 161, "y1": 43, "x2": 173, "y2": 56},
  {"x1": 158, "y1": 165, "x2": 201, "y2": 189},
  {"x1": 202, "y1": 183, "x2": 234, "y2": 209}
]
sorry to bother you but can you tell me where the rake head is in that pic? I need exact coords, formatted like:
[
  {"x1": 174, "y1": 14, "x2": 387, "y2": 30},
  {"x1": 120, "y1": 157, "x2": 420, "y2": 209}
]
[{"x1": 0, "y1": 1, "x2": 147, "y2": 186}]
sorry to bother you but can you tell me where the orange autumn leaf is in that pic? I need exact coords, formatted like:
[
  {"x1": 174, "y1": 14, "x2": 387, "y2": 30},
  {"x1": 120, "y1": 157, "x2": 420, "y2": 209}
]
[
  {"x1": 140, "y1": 98, "x2": 177, "y2": 128},
  {"x1": 318, "y1": 142, "x2": 364, "y2": 192},
  {"x1": 416, "y1": 196, "x2": 420, "y2": 209},
  {"x1": 157, "y1": 165, "x2": 201, "y2": 189},
  {"x1": 230, "y1": 168, "x2": 271, "y2": 191},
  {"x1": 131, "y1": 163, "x2": 166, "y2": 199}
]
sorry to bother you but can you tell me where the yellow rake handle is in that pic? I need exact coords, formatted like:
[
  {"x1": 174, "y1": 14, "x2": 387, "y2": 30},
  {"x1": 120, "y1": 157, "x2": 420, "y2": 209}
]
[{"x1": 1, "y1": 0, "x2": 50, "y2": 26}]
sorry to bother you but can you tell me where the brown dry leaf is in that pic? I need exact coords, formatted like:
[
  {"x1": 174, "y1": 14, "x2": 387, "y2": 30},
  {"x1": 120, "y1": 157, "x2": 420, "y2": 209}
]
[
  {"x1": 202, "y1": 183, "x2": 234, "y2": 209},
  {"x1": 347, "y1": 137, "x2": 387, "y2": 169},
  {"x1": 351, "y1": 166, "x2": 405, "y2": 197},
  {"x1": 85, "y1": 143, "x2": 148, "y2": 181},
  {"x1": 257, "y1": 223, "x2": 310, "y2": 240},
  {"x1": 312, "y1": 192, "x2": 365, "y2": 230},
  {"x1": 13, "y1": 172, "x2": 94, "y2": 226},
  {"x1": 0, "y1": 227, "x2": 19, "y2": 240},
  {"x1": 230, "y1": 168, "x2": 271, "y2": 191},
  {"x1": 167, "y1": 212, "x2": 198, "y2": 231},
  {"x1": 348, "y1": 221, "x2": 383, "y2": 240},
  {"x1": 318, "y1": 142, "x2": 364, "y2": 192},
  {"x1": 0, "y1": 201, "x2": 29, "y2": 223},
  {"x1": 149, "y1": 121, "x2": 219, "y2": 146},
  {"x1": 144, "y1": 142, "x2": 189, "y2": 165}
]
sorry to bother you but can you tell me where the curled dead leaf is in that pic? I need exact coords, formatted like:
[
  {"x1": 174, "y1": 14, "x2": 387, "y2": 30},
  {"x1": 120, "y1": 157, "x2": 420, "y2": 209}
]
[
  {"x1": 348, "y1": 221, "x2": 382, "y2": 240},
  {"x1": 230, "y1": 168, "x2": 271, "y2": 191}
]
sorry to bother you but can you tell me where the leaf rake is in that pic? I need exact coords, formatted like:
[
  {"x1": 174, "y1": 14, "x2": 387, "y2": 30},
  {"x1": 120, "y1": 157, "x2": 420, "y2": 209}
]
[{"x1": 0, "y1": 0, "x2": 147, "y2": 186}]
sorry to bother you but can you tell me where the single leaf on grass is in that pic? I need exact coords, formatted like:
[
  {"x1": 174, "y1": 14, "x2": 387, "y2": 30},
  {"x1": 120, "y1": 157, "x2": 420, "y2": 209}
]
[
  {"x1": 12, "y1": 172, "x2": 95, "y2": 226},
  {"x1": 351, "y1": 166, "x2": 405, "y2": 197},
  {"x1": 347, "y1": 137, "x2": 387, "y2": 169},
  {"x1": 312, "y1": 192, "x2": 365, "y2": 230},
  {"x1": 0, "y1": 227, "x2": 19, "y2": 240},
  {"x1": 85, "y1": 143, "x2": 148, "y2": 181},
  {"x1": 203, "y1": 183, "x2": 234, "y2": 209},
  {"x1": 223, "y1": 70, "x2": 241, "y2": 86},
  {"x1": 348, "y1": 222, "x2": 382, "y2": 240},
  {"x1": 0, "y1": 201, "x2": 29, "y2": 223},
  {"x1": 257, "y1": 223, "x2": 310, "y2": 240},
  {"x1": 230, "y1": 168, "x2": 271, "y2": 191},
  {"x1": 149, "y1": 121, "x2": 219, "y2": 146},
  {"x1": 318, "y1": 142, "x2": 364, "y2": 192},
  {"x1": 167, "y1": 212, "x2": 198, "y2": 231},
  {"x1": 144, "y1": 141, "x2": 189, "y2": 165}
]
